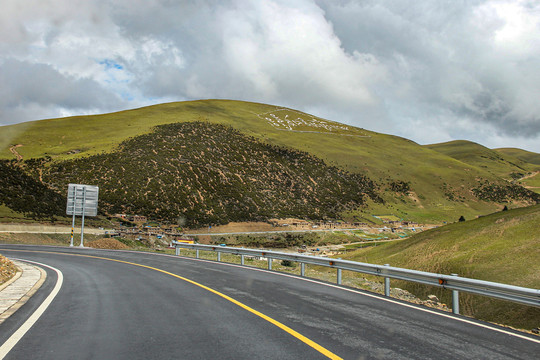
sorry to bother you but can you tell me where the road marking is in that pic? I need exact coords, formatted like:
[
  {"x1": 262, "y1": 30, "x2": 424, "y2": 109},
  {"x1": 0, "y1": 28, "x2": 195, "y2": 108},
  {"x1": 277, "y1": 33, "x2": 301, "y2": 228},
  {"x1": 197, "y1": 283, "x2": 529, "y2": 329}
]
[
  {"x1": 0, "y1": 250, "x2": 343, "y2": 360},
  {"x1": 84, "y1": 255, "x2": 343, "y2": 359},
  {"x1": 0, "y1": 260, "x2": 63, "y2": 360},
  {"x1": 134, "y1": 250, "x2": 540, "y2": 345},
  {"x1": 4, "y1": 247, "x2": 540, "y2": 346}
]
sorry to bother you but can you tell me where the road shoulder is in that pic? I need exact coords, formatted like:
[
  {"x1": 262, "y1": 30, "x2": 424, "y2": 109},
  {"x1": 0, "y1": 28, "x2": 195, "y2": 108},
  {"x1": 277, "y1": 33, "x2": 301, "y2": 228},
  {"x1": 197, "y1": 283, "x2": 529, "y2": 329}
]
[{"x1": 0, "y1": 260, "x2": 46, "y2": 324}]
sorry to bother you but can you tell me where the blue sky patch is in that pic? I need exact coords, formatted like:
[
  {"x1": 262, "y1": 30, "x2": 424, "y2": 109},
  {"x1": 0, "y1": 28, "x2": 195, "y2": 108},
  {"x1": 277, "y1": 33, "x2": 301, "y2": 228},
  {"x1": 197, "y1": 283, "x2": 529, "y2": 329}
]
[{"x1": 98, "y1": 59, "x2": 124, "y2": 70}]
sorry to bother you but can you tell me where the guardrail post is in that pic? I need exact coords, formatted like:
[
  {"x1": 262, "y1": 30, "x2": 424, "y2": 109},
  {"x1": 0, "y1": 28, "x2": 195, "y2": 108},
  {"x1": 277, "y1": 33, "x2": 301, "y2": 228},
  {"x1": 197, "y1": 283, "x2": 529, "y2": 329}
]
[
  {"x1": 241, "y1": 254, "x2": 245, "y2": 265},
  {"x1": 384, "y1": 264, "x2": 390, "y2": 297},
  {"x1": 196, "y1": 249, "x2": 199, "y2": 259},
  {"x1": 451, "y1": 273, "x2": 460, "y2": 314},
  {"x1": 168, "y1": 243, "x2": 539, "y2": 311}
]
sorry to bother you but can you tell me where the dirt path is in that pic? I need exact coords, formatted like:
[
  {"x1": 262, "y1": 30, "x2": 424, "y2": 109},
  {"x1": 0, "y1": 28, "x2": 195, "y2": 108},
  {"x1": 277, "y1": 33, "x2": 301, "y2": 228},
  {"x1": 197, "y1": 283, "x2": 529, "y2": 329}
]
[
  {"x1": 9, "y1": 144, "x2": 23, "y2": 161},
  {"x1": 516, "y1": 171, "x2": 540, "y2": 192},
  {"x1": 518, "y1": 171, "x2": 539, "y2": 181}
]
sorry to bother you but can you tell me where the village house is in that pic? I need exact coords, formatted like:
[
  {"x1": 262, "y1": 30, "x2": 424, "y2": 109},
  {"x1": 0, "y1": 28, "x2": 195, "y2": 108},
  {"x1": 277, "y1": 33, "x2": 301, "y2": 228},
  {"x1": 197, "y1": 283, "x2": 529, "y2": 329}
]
[{"x1": 129, "y1": 215, "x2": 147, "y2": 223}]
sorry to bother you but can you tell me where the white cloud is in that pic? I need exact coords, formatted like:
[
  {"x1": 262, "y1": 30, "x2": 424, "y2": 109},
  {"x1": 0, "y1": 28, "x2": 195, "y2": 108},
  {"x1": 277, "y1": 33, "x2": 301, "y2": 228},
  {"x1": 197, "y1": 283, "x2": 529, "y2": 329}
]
[
  {"x1": 0, "y1": 59, "x2": 123, "y2": 124},
  {"x1": 1, "y1": 0, "x2": 539, "y2": 152},
  {"x1": 318, "y1": 0, "x2": 540, "y2": 149},
  {"x1": 215, "y1": 1, "x2": 386, "y2": 105}
]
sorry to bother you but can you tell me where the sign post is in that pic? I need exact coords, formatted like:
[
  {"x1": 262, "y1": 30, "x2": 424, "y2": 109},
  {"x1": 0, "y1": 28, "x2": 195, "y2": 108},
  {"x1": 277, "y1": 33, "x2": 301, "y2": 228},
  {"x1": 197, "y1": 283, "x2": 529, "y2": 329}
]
[
  {"x1": 66, "y1": 184, "x2": 99, "y2": 247},
  {"x1": 69, "y1": 185, "x2": 76, "y2": 247}
]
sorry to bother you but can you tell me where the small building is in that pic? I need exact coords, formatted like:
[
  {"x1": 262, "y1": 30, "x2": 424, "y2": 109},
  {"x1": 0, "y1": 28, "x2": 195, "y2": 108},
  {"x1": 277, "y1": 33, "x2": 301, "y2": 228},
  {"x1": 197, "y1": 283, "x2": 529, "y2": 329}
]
[{"x1": 130, "y1": 215, "x2": 147, "y2": 223}]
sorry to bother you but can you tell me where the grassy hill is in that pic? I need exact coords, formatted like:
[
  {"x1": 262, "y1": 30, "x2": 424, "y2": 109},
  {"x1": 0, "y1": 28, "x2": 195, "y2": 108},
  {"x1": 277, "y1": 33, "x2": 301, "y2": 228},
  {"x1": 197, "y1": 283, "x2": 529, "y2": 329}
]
[
  {"x1": 496, "y1": 147, "x2": 540, "y2": 166},
  {"x1": 493, "y1": 148, "x2": 540, "y2": 194},
  {"x1": 341, "y1": 204, "x2": 540, "y2": 330},
  {"x1": 1, "y1": 100, "x2": 539, "y2": 225},
  {"x1": 31, "y1": 122, "x2": 381, "y2": 227},
  {"x1": 517, "y1": 172, "x2": 540, "y2": 194},
  {"x1": 425, "y1": 140, "x2": 539, "y2": 180}
]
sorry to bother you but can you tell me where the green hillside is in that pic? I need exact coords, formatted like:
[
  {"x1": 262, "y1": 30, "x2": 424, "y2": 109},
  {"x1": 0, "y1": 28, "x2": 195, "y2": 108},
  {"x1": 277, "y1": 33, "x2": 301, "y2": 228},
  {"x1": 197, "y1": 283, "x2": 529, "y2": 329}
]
[
  {"x1": 1, "y1": 100, "x2": 282, "y2": 160},
  {"x1": 425, "y1": 140, "x2": 539, "y2": 179},
  {"x1": 1, "y1": 100, "x2": 539, "y2": 225},
  {"x1": 0, "y1": 161, "x2": 65, "y2": 220},
  {"x1": 515, "y1": 172, "x2": 540, "y2": 195},
  {"x1": 31, "y1": 122, "x2": 381, "y2": 227},
  {"x1": 342, "y1": 204, "x2": 540, "y2": 330},
  {"x1": 496, "y1": 147, "x2": 540, "y2": 166}
]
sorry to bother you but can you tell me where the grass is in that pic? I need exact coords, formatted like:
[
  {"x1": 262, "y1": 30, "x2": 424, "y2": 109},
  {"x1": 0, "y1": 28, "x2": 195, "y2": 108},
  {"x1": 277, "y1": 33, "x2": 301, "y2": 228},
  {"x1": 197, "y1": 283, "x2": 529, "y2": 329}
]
[
  {"x1": 0, "y1": 232, "x2": 105, "y2": 246},
  {"x1": 372, "y1": 215, "x2": 401, "y2": 222},
  {"x1": 521, "y1": 173, "x2": 540, "y2": 187},
  {"x1": 518, "y1": 172, "x2": 540, "y2": 194},
  {"x1": 426, "y1": 140, "x2": 540, "y2": 179},
  {"x1": 172, "y1": 248, "x2": 381, "y2": 293},
  {"x1": 340, "y1": 204, "x2": 540, "y2": 330},
  {"x1": 343, "y1": 240, "x2": 401, "y2": 250},
  {"x1": 0, "y1": 100, "x2": 282, "y2": 161},
  {"x1": 496, "y1": 148, "x2": 540, "y2": 166},
  {"x1": 0, "y1": 205, "x2": 29, "y2": 222},
  {"x1": 1, "y1": 99, "x2": 537, "y2": 224}
]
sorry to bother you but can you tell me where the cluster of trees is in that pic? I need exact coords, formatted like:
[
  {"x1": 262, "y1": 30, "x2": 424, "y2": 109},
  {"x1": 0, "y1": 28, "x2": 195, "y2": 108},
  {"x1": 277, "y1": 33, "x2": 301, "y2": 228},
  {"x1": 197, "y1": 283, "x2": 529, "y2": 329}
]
[
  {"x1": 216, "y1": 233, "x2": 319, "y2": 248},
  {"x1": 0, "y1": 160, "x2": 65, "y2": 220},
  {"x1": 472, "y1": 181, "x2": 540, "y2": 203},
  {"x1": 36, "y1": 122, "x2": 382, "y2": 227},
  {"x1": 388, "y1": 180, "x2": 410, "y2": 194}
]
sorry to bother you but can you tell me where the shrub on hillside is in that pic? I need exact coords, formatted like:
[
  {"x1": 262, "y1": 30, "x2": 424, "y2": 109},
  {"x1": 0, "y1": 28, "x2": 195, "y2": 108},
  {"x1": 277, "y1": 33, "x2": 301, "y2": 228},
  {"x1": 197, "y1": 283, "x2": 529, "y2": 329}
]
[
  {"x1": 0, "y1": 160, "x2": 65, "y2": 220},
  {"x1": 39, "y1": 122, "x2": 383, "y2": 227}
]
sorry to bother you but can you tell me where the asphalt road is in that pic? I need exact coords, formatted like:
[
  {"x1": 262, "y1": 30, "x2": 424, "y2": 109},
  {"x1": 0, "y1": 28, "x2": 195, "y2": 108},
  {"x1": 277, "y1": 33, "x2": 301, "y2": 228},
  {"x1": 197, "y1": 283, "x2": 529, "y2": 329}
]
[{"x1": 0, "y1": 244, "x2": 538, "y2": 359}]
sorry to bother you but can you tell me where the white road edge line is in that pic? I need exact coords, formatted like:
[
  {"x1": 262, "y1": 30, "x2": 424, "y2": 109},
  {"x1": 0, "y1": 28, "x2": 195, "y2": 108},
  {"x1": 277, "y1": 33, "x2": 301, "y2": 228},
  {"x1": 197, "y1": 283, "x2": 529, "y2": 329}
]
[
  {"x1": 137, "y1": 250, "x2": 540, "y2": 344},
  {"x1": 3, "y1": 247, "x2": 538, "y2": 344},
  {"x1": 0, "y1": 259, "x2": 64, "y2": 359}
]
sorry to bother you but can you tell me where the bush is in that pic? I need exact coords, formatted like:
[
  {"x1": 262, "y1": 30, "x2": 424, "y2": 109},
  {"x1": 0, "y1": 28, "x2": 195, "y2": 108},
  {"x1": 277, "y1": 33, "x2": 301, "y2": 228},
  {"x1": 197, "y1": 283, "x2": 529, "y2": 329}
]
[{"x1": 280, "y1": 259, "x2": 296, "y2": 267}]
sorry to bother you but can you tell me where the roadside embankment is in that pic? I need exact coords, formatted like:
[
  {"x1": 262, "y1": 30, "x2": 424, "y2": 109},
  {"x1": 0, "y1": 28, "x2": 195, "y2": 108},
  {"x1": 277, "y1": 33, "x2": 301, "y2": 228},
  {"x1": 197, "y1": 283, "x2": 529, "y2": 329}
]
[
  {"x1": 0, "y1": 259, "x2": 46, "y2": 324},
  {"x1": 0, "y1": 255, "x2": 17, "y2": 286},
  {"x1": 0, "y1": 224, "x2": 108, "y2": 234}
]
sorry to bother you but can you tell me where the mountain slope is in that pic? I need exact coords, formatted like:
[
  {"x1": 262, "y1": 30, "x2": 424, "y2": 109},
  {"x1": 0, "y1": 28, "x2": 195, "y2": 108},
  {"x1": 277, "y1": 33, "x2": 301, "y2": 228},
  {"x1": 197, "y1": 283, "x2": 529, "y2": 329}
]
[
  {"x1": 495, "y1": 147, "x2": 540, "y2": 166},
  {"x1": 34, "y1": 122, "x2": 381, "y2": 227},
  {"x1": 425, "y1": 140, "x2": 539, "y2": 179},
  {"x1": 342, "y1": 204, "x2": 540, "y2": 329},
  {"x1": 1, "y1": 100, "x2": 539, "y2": 224},
  {"x1": 0, "y1": 160, "x2": 65, "y2": 220}
]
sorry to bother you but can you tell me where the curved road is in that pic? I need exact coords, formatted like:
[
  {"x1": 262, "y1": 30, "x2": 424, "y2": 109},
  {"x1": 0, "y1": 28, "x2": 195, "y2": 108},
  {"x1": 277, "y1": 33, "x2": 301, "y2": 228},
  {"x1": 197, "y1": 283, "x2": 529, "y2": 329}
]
[{"x1": 0, "y1": 245, "x2": 538, "y2": 359}]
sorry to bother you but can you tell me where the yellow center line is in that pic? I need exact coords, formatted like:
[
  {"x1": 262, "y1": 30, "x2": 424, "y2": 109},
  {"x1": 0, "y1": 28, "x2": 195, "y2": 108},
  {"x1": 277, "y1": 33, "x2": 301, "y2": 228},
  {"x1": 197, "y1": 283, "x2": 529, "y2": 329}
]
[{"x1": 2, "y1": 249, "x2": 343, "y2": 360}]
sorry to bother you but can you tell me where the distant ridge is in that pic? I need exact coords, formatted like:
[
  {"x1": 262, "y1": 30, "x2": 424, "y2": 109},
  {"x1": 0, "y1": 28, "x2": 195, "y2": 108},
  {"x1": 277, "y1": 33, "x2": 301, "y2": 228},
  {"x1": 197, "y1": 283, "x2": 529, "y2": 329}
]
[
  {"x1": 495, "y1": 147, "x2": 540, "y2": 166},
  {"x1": 425, "y1": 140, "x2": 539, "y2": 179}
]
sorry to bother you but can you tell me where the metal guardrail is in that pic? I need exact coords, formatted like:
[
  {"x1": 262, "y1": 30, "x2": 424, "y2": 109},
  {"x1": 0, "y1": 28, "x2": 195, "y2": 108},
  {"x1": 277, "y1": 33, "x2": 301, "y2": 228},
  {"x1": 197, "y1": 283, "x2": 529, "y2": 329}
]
[{"x1": 172, "y1": 242, "x2": 540, "y2": 315}]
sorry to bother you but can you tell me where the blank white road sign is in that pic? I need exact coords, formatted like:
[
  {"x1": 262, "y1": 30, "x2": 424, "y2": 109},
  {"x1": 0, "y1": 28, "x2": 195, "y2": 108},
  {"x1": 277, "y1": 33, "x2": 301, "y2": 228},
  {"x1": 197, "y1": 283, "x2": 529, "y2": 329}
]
[{"x1": 66, "y1": 184, "x2": 99, "y2": 216}]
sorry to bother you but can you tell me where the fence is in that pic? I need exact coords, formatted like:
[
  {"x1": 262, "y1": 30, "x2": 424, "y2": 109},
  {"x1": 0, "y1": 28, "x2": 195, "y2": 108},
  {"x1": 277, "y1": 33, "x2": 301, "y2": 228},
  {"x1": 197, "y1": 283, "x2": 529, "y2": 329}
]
[{"x1": 172, "y1": 241, "x2": 540, "y2": 315}]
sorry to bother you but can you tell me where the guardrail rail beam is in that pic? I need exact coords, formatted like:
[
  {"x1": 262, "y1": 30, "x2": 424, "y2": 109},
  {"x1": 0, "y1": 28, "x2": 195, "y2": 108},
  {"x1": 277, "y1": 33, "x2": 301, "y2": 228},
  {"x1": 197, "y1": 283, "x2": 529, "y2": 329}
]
[{"x1": 172, "y1": 241, "x2": 540, "y2": 311}]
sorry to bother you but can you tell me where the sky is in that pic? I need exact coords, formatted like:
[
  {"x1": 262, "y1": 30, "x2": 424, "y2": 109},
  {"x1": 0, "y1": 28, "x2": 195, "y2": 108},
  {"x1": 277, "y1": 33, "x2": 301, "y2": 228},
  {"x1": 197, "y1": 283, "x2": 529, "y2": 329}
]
[{"x1": 1, "y1": 0, "x2": 540, "y2": 152}]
